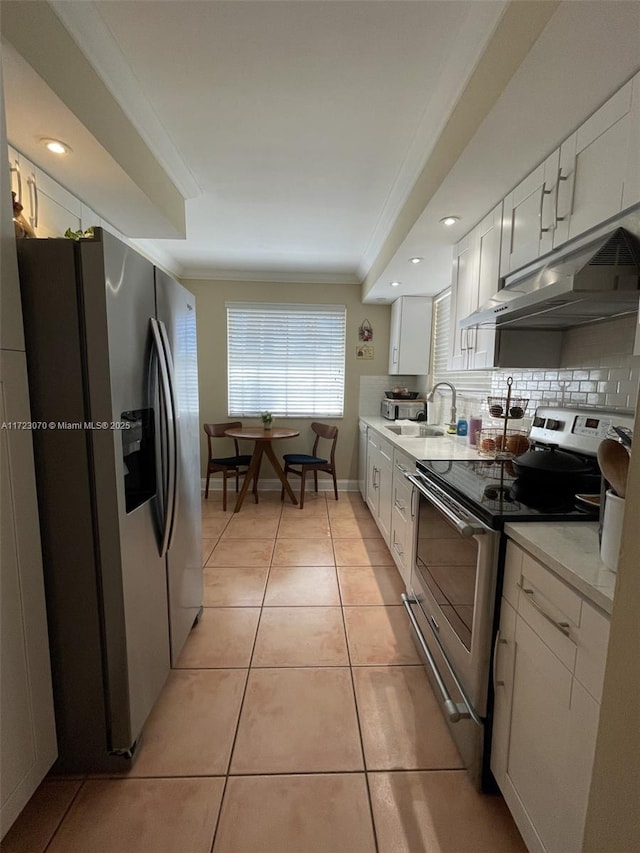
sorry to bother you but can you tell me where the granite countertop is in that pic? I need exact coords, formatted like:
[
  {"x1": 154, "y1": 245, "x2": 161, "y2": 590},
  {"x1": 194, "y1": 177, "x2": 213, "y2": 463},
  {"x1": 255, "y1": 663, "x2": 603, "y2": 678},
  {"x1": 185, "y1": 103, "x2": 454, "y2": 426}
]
[
  {"x1": 360, "y1": 416, "x2": 483, "y2": 462},
  {"x1": 505, "y1": 522, "x2": 616, "y2": 615}
]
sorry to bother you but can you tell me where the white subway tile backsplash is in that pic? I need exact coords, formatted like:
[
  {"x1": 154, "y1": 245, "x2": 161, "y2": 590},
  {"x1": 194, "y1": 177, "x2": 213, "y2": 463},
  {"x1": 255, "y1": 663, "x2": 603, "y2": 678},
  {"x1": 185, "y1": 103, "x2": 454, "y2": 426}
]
[
  {"x1": 617, "y1": 380, "x2": 636, "y2": 396},
  {"x1": 450, "y1": 318, "x2": 638, "y2": 419},
  {"x1": 606, "y1": 393, "x2": 630, "y2": 406},
  {"x1": 587, "y1": 393, "x2": 607, "y2": 406}
]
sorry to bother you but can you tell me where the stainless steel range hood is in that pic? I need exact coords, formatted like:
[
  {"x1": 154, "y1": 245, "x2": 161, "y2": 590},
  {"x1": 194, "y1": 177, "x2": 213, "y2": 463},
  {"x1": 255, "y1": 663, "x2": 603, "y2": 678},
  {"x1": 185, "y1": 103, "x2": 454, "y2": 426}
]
[{"x1": 461, "y1": 219, "x2": 640, "y2": 331}]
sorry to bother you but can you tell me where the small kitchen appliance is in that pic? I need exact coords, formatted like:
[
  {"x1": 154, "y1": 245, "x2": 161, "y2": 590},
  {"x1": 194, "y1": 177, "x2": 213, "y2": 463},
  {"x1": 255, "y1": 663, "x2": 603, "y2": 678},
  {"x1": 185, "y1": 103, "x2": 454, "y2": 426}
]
[
  {"x1": 380, "y1": 398, "x2": 426, "y2": 420},
  {"x1": 402, "y1": 404, "x2": 634, "y2": 791}
]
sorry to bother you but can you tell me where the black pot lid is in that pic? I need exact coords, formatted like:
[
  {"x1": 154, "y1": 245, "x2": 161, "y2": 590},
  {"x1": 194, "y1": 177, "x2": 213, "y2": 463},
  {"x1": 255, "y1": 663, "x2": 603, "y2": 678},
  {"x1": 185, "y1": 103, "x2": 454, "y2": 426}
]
[{"x1": 514, "y1": 445, "x2": 591, "y2": 474}]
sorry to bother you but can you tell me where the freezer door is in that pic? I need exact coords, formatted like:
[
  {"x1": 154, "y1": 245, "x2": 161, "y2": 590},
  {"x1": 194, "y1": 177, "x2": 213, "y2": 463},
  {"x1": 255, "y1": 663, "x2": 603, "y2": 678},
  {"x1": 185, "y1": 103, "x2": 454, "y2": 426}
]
[
  {"x1": 80, "y1": 233, "x2": 171, "y2": 751},
  {"x1": 155, "y1": 268, "x2": 202, "y2": 664}
]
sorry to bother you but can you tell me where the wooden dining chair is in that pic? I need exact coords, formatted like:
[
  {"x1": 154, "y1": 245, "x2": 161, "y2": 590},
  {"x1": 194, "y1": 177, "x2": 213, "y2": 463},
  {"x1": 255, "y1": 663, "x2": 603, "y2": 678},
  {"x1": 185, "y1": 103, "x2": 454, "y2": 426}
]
[
  {"x1": 203, "y1": 422, "x2": 256, "y2": 510},
  {"x1": 281, "y1": 422, "x2": 339, "y2": 509}
]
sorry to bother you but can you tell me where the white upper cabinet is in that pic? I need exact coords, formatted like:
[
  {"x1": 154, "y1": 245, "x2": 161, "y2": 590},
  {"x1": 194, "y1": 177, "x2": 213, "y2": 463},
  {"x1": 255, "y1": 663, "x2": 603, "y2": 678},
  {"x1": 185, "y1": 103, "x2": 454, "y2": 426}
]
[
  {"x1": 388, "y1": 296, "x2": 432, "y2": 375},
  {"x1": 7, "y1": 146, "x2": 83, "y2": 238},
  {"x1": 450, "y1": 203, "x2": 501, "y2": 369},
  {"x1": 469, "y1": 204, "x2": 501, "y2": 369},
  {"x1": 449, "y1": 233, "x2": 475, "y2": 371},
  {"x1": 33, "y1": 170, "x2": 82, "y2": 238},
  {"x1": 7, "y1": 146, "x2": 37, "y2": 231},
  {"x1": 554, "y1": 71, "x2": 640, "y2": 245},
  {"x1": 500, "y1": 71, "x2": 640, "y2": 278},
  {"x1": 500, "y1": 151, "x2": 558, "y2": 277}
]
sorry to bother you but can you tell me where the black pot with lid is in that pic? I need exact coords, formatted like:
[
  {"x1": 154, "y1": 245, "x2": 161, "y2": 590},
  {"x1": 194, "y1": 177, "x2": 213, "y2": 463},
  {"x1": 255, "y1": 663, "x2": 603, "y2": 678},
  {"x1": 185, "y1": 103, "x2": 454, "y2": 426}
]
[{"x1": 512, "y1": 444, "x2": 593, "y2": 484}]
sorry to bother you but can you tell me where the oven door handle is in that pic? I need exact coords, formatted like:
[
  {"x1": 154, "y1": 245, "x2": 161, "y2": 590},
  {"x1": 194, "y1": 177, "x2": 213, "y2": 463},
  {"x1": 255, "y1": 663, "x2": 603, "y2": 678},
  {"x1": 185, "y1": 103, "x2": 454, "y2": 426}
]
[
  {"x1": 401, "y1": 594, "x2": 481, "y2": 726},
  {"x1": 405, "y1": 473, "x2": 487, "y2": 538}
]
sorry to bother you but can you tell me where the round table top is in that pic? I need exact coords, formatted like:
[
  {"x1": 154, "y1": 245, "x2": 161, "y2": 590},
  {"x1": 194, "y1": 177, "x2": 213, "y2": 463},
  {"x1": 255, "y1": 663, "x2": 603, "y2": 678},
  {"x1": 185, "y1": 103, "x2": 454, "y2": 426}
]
[{"x1": 224, "y1": 426, "x2": 300, "y2": 440}]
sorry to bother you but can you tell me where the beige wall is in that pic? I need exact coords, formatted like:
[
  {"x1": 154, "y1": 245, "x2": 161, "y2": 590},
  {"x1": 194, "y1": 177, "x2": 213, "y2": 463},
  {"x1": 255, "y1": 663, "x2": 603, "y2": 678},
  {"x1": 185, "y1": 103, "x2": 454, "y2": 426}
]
[{"x1": 183, "y1": 279, "x2": 392, "y2": 485}]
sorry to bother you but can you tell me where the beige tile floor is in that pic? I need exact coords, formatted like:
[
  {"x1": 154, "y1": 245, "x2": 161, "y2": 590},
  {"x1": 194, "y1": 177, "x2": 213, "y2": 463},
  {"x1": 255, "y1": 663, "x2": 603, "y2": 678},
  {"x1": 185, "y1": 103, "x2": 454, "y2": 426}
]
[{"x1": 3, "y1": 491, "x2": 526, "y2": 853}]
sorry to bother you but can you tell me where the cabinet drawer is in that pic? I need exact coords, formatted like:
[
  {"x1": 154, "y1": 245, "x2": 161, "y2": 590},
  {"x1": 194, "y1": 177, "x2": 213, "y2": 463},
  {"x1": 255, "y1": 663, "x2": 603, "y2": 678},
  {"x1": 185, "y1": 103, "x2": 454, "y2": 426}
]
[
  {"x1": 392, "y1": 477, "x2": 412, "y2": 522},
  {"x1": 520, "y1": 551, "x2": 582, "y2": 626},
  {"x1": 393, "y1": 449, "x2": 414, "y2": 479},
  {"x1": 378, "y1": 434, "x2": 394, "y2": 463},
  {"x1": 574, "y1": 601, "x2": 610, "y2": 702},
  {"x1": 519, "y1": 552, "x2": 580, "y2": 670}
]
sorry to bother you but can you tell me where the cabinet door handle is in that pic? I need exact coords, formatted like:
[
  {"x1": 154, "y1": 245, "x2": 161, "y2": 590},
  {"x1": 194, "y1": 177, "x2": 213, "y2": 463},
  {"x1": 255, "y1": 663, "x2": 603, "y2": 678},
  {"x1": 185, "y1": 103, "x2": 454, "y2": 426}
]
[
  {"x1": 518, "y1": 583, "x2": 572, "y2": 637},
  {"x1": 410, "y1": 486, "x2": 416, "y2": 520},
  {"x1": 395, "y1": 462, "x2": 408, "y2": 474},
  {"x1": 10, "y1": 158, "x2": 22, "y2": 203},
  {"x1": 393, "y1": 538, "x2": 403, "y2": 557},
  {"x1": 27, "y1": 172, "x2": 39, "y2": 228},
  {"x1": 539, "y1": 181, "x2": 554, "y2": 235},
  {"x1": 553, "y1": 166, "x2": 569, "y2": 223},
  {"x1": 392, "y1": 346, "x2": 398, "y2": 365},
  {"x1": 468, "y1": 326, "x2": 476, "y2": 351},
  {"x1": 394, "y1": 497, "x2": 406, "y2": 512}
]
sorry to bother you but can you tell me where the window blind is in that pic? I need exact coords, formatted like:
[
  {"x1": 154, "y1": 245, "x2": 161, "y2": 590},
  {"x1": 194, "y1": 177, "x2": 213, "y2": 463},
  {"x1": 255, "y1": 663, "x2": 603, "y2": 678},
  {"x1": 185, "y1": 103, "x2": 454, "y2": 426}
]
[
  {"x1": 431, "y1": 289, "x2": 492, "y2": 393},
  {"x1": 226, "y1": 302, "x2": 346, "y2": 417}
]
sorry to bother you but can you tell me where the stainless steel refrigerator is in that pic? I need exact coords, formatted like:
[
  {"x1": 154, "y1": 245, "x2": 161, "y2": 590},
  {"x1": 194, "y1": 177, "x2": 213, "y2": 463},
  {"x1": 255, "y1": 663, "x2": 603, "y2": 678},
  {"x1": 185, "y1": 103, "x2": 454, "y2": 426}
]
[{"x1": 17, "y1": 228, "x2": 202, "y2": 772}]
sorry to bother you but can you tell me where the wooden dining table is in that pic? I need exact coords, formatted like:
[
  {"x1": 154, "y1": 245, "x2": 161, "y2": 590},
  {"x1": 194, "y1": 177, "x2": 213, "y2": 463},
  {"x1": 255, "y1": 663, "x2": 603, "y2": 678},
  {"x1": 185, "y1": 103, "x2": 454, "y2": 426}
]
[{"x1": 224, "y1": 426, "x2": 300, "y2": 512}]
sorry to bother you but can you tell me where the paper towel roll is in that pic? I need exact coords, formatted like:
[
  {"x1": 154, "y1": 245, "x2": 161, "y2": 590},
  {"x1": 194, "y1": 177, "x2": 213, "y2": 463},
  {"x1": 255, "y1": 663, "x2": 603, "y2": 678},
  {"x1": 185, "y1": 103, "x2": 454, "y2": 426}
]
[{"x1": 600, "y1": 489, "x2": 625, "y2": 572}]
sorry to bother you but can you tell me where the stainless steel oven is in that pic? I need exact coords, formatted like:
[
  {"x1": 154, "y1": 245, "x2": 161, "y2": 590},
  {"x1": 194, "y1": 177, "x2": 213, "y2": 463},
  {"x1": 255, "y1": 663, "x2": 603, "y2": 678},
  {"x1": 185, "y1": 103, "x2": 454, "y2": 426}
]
[
  {"x1": 401, "y1": 405, "x2": 635, "y2": 791},
  {"x1": 403, "y1": 470, "x2": 500, "y2": 790}
]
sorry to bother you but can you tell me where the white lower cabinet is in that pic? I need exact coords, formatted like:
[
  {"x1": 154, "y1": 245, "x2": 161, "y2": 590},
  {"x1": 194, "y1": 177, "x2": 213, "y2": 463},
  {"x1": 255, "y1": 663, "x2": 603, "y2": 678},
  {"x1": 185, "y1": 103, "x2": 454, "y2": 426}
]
[
  {"x1": 492, "y1": 540, "x2": 610, "y2": 853},
  {"x1": 366, "y1": 431, "x2": 393, "y2": 545},
  {"x1": 364, "y1": 428, "x2": 407, "y2": 549},
  {"x1": 389, "y1": 449, "x2": 415, "y2": 586}
]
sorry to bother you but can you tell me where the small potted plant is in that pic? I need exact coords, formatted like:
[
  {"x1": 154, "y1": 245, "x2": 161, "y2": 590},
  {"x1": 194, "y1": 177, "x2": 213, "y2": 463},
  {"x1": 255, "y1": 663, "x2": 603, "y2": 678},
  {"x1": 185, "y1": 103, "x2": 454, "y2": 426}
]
[{"x1": 260, "y1": 411, "x2": 273, "y2": 430}]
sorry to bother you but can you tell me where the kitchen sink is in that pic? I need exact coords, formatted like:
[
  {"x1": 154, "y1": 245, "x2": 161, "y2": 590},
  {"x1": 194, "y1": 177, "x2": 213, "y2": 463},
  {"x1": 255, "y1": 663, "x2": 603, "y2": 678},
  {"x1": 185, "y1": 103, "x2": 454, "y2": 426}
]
[{"x1": 385, "y1": 425, "x2": 444, "y2": 437}]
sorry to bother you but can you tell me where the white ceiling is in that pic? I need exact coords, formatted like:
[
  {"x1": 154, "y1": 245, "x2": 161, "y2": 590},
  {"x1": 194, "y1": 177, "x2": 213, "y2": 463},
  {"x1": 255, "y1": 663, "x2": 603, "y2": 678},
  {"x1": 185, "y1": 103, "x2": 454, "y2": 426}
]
[
  {"x1": 47, "y1": 0, "x2": 507, "y2": 282},
  {"x1": 3, "y1": 1, "x2": 640, "y2": 296}
]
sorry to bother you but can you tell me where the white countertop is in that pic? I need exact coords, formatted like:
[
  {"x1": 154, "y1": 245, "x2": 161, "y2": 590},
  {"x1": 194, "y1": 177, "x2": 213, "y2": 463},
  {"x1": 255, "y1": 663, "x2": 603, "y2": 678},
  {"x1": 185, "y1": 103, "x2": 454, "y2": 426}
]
[
  {"x1": 504, "y1": 522, "x2": 616, "y2": 615},
  {"x1": 361, "y1": 416, "x2": 615, "y2": 614},
  {"x1": 360, "y1": 416, "x2": 483, "y2": 461}
]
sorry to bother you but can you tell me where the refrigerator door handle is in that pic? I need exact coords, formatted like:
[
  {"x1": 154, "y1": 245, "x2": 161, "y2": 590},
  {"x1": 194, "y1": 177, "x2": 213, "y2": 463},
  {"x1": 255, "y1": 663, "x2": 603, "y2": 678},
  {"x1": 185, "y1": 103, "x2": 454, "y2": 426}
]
[
  {"x1": 150, "y1": 318, "x2": 177, "y2": 556},
  {"x1": 157, "y1": 319, "x2": 180, "y2": 548}
]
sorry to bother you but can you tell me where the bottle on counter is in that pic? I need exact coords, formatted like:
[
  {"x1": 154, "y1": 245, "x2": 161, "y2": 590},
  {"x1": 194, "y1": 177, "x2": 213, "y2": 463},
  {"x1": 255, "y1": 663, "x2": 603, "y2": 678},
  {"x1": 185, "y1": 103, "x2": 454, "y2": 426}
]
[
  {"x1": 469, "y1": 415, "x2": 483, "y2": 446},
  {"x1": 456, "y1": 418, "x2": 468, "y2": 437}
]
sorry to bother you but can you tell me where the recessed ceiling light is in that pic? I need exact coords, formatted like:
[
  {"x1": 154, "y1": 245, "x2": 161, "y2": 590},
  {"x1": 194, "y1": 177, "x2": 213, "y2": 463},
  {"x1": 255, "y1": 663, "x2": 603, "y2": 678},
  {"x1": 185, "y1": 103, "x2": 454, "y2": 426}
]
[
  {"x1": 390, "y1": 281, "x2": 401, "y2": 287},
  {"x1": 440, "y1": 216, "x2": 460, "y2": 226},
  {"x1": 409, "y1": 257, "x2": 423, "y2": 264},
  {"x1": 41, "y1": 138, "x2": 71, "y2": 155}
]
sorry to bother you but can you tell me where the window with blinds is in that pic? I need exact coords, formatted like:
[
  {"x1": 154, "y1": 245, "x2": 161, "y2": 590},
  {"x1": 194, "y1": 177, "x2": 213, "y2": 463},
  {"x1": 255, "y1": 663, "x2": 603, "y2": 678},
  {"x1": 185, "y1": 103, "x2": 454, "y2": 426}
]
[
  {"x1": 431, "y1": 289, "x2": 492, "y2": 392},
  {"x1": 226, "y1": 302, "x2": 346, "y2": 417}
]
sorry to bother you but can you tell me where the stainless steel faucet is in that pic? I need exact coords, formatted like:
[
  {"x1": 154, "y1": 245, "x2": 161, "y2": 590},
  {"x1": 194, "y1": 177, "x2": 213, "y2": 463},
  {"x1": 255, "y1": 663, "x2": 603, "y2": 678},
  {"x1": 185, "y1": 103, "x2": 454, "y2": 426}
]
[{"x1": 427, "y1": 382, "x2": 457, "y2": 429}]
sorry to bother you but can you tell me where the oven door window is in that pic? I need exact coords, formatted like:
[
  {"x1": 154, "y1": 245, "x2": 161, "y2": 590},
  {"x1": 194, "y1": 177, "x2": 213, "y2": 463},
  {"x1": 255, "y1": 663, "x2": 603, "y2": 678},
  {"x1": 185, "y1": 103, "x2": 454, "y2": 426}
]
[{"x1": 415, "y1": 496, "x2": 479, "y2": 652}]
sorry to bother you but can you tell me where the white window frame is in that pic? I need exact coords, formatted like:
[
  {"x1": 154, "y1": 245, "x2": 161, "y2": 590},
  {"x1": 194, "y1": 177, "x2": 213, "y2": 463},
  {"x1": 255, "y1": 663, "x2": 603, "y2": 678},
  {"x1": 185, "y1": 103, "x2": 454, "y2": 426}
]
[
  {"x1": 226, "y1": 302, "x2": 346, "y2": 417},
  {"x1": 430, "y1": 288, "x2": 492, "y2": 393}
]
